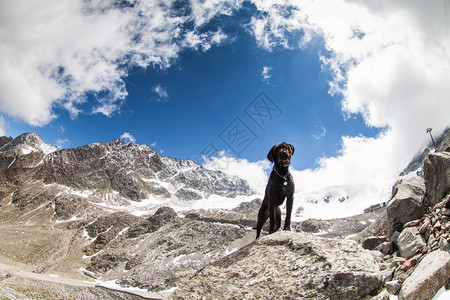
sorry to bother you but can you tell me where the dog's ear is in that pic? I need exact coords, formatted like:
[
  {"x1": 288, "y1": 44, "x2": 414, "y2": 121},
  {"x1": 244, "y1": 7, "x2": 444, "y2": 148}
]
[
  {"x1": 287, "y1": 144, "x2": 295, "y2": 156},
  {"x1": 267, "y1": 146, "x2": 275, "y2": 163}
]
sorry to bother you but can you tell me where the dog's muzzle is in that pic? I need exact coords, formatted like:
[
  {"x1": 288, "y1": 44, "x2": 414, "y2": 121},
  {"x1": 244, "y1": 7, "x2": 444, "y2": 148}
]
[{"x1": 280, "y1": 151, "x2": 290, "y2": 165}]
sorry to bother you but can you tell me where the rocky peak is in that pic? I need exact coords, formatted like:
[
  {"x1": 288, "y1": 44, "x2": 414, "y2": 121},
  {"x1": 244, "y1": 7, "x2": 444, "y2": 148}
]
[
  {"x1": 0, "y1": 136, "x2": 13, "y2": 148},
  {"x1": 1, "y1": 132, "x2": 254, "y2": 203},
  {"x1": 0, "y1": 132, "x2": 58, "y2": 156}
]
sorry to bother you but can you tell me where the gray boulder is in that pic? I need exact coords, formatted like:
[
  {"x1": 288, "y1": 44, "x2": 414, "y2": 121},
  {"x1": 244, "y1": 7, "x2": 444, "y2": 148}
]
[
  {"x1": 362, "y1": 236, "x2": 387, "y2": 250},
  {"x1": 396, "y1": 227, "x2": 426, "y2": 259},
  {"x1": 399, "y1": 250, "x2": 450, "y2": 300},
  {"x1": 173, "y1": 231, "x2": 384, "y2": 299},
  {"x1": 424, "y1": 151, "x2": 450, "y2": 208},
  {"x1": 387, "y1": 176, "x2": 425, "y2": 236},
  {"x1": 375, "y1": 241, "x2": 395, "y2": 255}
]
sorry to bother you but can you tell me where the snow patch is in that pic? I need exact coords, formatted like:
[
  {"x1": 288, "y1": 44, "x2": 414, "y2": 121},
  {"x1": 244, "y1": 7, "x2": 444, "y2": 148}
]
[
  {"x1": 94, "y1": 279, "x2": 151, "y2": 294},
  {"x1": 433, "y1": 286, "x2": 450, "y2": 300},
  {"x1": 55, "y1": 215, "x2": 80, "y2": 223},
  {"x1": 224, "y1": 247, "x2": 238, "y2": 256}
]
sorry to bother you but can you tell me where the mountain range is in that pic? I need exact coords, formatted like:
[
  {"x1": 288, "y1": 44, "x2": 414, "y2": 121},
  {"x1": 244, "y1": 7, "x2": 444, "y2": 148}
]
[{"x1": 0, "y1": 132, "x2": 253, "y2": 212}]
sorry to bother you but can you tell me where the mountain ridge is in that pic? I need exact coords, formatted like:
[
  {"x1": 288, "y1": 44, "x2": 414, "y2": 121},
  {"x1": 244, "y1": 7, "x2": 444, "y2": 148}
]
[{"x1": 0, "y1": 132, "x2": 254, "y2": 204}]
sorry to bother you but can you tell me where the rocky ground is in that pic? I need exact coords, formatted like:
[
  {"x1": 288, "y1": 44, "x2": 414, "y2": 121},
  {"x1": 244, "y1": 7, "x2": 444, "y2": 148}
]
[{"x1": 0, "y1": 130, "x2": 448, "y2": 299}]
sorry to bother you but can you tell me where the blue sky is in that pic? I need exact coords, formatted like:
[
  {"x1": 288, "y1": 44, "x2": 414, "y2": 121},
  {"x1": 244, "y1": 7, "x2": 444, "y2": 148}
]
[
  {"x1": 1, "y1": 1, "x2": 381, "y2": 171},
  {"x1": 1, "y1": 0, "x2": 449, "y2": 205}
]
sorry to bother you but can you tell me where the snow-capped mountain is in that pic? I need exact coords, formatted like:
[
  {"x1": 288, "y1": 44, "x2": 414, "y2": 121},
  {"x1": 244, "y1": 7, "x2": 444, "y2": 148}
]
[
  {"x1": 0, "y1": 132, "x2": 58, "y2": 156},
  {"x1": 0, "y1": 133, "x2": 254, "y2": 211}
]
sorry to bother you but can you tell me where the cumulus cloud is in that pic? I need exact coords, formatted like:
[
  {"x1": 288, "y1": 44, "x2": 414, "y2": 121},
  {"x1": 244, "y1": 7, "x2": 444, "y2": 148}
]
[
  {"x1": 0, "y1": 116, "x2": 6, "y2": 136},
  {"x1": 244, "y1": 0, "x2": 450, "y2": 209},
  {"x1": 153, "y1": 84, "x2": 170, "y2": 101},
  {"x1": 203, "y1": 151, "x2": 271, "y2": 192},
  {"x1": 0, "y1": 0, "x2": 236, "y2": 127},
  {"x1": 120, "y1": 132, "x2": 136, "y2": 144}
]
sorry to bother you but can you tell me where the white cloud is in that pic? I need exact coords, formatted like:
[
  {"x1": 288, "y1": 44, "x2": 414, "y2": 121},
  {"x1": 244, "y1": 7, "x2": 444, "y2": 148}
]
[
  {"x1": 203, "y1": 151, "x2": 271, "y2": 192},
  {"x1": 190, "y1": 0, "x2": 244, "y2": 27},
  {"x1": 120, "y1": 132, "x2": 136, "y2": 144},
  {"x1": 312, "y1": 126, "x2": 326, "y2": 140},
  {"x1": 151, "y1": 141, "x2": 157, "y2": 147},
  {"x1": 56, "y1": 138, "x2": 70, "y2": 148},
  {"x1": 0, "y1": 115, "x2": 6, "y2": 136},
  {"x1": 245, "y1": 0, "x2": 450, "y2": 210},
  {"x1": 0, "y1": 0, "x2": 234, "y2": 126},
  {"x1": 153, "y1": 84, "x2": 170, "y2": 101},
  {"x1": 261, "y1": 66, "x2": 272, "y2": 84}
]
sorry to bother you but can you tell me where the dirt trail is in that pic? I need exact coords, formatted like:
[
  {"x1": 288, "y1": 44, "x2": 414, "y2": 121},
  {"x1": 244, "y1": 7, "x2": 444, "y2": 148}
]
[{"x1": 0, "y1": 261, "x2": 164, "y2": 299}]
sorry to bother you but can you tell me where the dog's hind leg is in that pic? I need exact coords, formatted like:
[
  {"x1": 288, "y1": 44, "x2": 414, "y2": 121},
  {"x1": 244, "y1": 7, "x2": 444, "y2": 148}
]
[{"x1": 256, "y1": 202, "x2": 269, "y2": 239}]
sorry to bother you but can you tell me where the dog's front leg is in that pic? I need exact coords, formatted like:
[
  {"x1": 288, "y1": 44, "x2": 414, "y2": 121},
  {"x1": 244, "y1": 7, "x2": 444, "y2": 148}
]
[
  {"x1": 269, "y1": 204, "x2": 277, "y2": 234},
  {"x1": 284, "y1": 194, "x2": 294, "y2": 231}
]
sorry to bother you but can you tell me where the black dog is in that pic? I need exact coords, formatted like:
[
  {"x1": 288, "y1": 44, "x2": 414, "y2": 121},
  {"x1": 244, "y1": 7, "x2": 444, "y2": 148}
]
[{"x1": 256, "y1": 142, "x2": 295, "y2": 239}]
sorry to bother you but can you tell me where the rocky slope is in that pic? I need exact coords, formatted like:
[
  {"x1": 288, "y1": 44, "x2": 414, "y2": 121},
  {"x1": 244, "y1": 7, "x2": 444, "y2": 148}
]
[
  {"x1": 0, "y1": 132, "x2": 256, "y2": 297},
  {"x1": 0, "y1": 130, "x2": 448, "y2": 299},
  {"x1": 172, "y1": 231, "x2": 386, "y2": 299}
]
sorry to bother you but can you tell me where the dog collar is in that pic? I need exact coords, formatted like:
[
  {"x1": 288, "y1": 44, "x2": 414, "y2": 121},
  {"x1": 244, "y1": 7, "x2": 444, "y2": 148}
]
[{"x1": 273, "y1": 167, "x2": 289, "y2": 185}]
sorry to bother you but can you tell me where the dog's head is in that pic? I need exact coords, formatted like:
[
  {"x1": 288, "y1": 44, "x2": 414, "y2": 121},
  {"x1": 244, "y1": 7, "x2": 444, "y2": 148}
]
[{"x1": 267, "y1": 142, "x2": 295, "y2": 167}]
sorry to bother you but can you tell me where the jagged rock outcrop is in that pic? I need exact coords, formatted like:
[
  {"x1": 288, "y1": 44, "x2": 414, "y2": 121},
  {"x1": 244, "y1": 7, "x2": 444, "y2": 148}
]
[
  {"x1": 424, "y1": 151, "x2": 450, "y2": 207},
  {"x1": 368, "y1": 132, "x2": 450, "y2": 298},
  {"x1": 386, "y1": 176, "x2": 425, "y2": 236},
  {"x1": 173, "y1": 231, "x2": 385, "y2": 299}
]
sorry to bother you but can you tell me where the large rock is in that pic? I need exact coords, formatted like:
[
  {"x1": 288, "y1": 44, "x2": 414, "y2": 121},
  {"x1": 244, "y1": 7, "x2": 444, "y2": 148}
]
[
  {"x1": 172, "y1": 231, "x2": 384, "y2": 299},
  {"x1": 362, "y1": 236, "x2": 387, "y2": 250},
  {"x1": 424, "y1": 152, "x2": 450, "y2": 208},
  {"x1": 399, "y1": 250, "x2": 450, "y2": 300},
  {"x1": 387, "y1": 176, "x2": 425, "y2": 236},
  {"x1": 396, "y1": 227, "x2": 426, "y2": 259}
]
